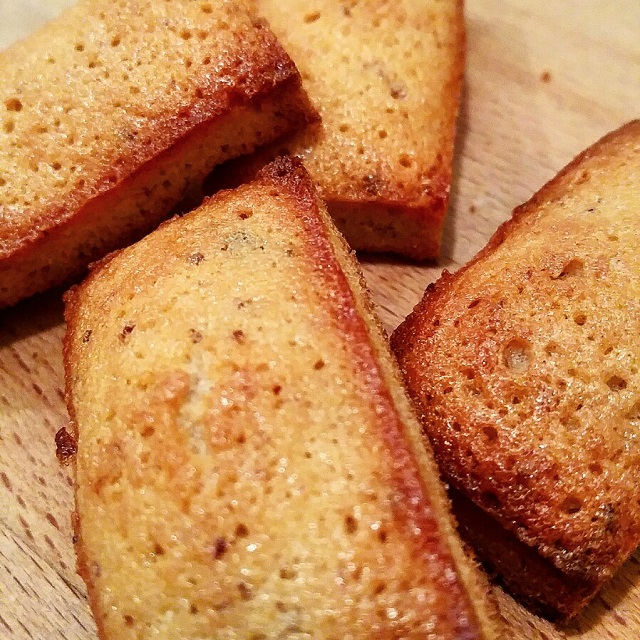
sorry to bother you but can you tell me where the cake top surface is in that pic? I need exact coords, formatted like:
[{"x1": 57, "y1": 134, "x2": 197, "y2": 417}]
[
  {"x1": 251, "y1": 0, "x2": 464, "y2": 206},
  {"x1": 0, "y1": 0, "x2": 296, "y2": 257},
  {"x1": 64, "y1": 158, "x2": 498, "y2": 639}
]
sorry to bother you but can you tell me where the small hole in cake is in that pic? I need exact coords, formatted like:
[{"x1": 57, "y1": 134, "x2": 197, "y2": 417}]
[
  {"x1": 279, "y1": 567, "x2": 296, "y2": 580},
  {"x1": 504, "y1": 338, "x2": 531, "y2": 372},
  {"x1": 180, "y1": 29, "x2": 192, "y2": 40},
  {"x1": 3, "y1": 119, "x2": 14, "y2": 133},
  {"x1": 123, "y1": 615, "x2": 135, "y2": 627},
  {"x1": 483, "y1": 426, "x2": 498, "y2": 442},
  {"x1": 235, "y1": 523, "x2": 249, "y2": 538},
  {"x1": 201, "y1": 2, "x2": 213, "y2": 13},
  {"x1": 111, "y1": 35, "x2": 121, "y2": 47},
  {"x1": 378, "y1": 529, "x2": 387, "y2": 543},
  {"x1": 203, "y1": 56, "x2": 211, "y2": 65},
  {"x1": 372, "y1": 580, "x2": 386, "y2": 595},
  {"x1": 378, "y1": 129, "x2": 388, "y2": 139},
  {"x1": 589, "y1": 462, "x2": 603, "y2": 475},
  {"x1": 238, "y1": 582, "x2": 252, "y2": 601},
  {"x1": 198, "y1": 30, "x2": 208, "y2": 40},
  {"x1": 603, "y1": 345, "x2": 614, "y2": 355},
  {"x1": 398, "y1": 154, "x2": 412, "y2": 169},
  {"x1": 511, "y1": 396, "x2": 521, "y2": 405},
  {"x1": 213, "y1": 537, "x2": 229, "y2": 560},
  {"x1": 573, "y1": 312, "x2": 587, "y2": 326},
  {"x1": 481, "y1": 491, "x2": 500, "y2": 509},
  {"x1": 238, "y1": 209, "x2": 253, "y2": 220},
  {"x1": 608, "y1": 234, "x2": 619, "y2": 242},
  {"x1": 52, "y1": 162, "x2": 62, "y2": 171},
  {"x1": 607, "y1": 375, "x2": 627, "y2": 391},
  {"x1": 304, "y1": 11, "x2": 321, "y2": 23},
  {"x1": 119, "y1": 323, "x2": 135, "y2": 342},
  {"x1": 443, "y1": 386, "x2": 453, "y2": 394},
  {"x1": 390, "y1": 83, "x2": 407, "y2": 100},
  {"x1": 75, "y1": 43, "x2": 85, "y2": 52},
  {"x1": 468, "y1": 298, "x2": 481, "y2": 309},
  {"x1": 141, "y1": 426, "x2": 155, "y2": 438},
  {"x1": 553, "y1": 258, "x2": 584, "y2": 279},
  {"x1": 0, "y1": 177, "x2": 5, "y2": 187},
  {"x1": 344, "y1": 515, "x2": 358, "y2": 534},
  {"x1": 339, "y1": 123, "x2": 349, "y2": 133},
  {"x1": 560, "y1": 495, "x2": 582, "y2": 514},
  {"x1": 314, "y1": 359, "x2": 325, "y2": 370},
  {"x1": 5, "y1": 98, "x2": 22, "y2": 112}
]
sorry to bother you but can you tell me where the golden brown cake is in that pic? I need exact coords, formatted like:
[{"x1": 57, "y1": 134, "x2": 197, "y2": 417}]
[
  {"x1": 391, "y1": 121, "x2": 640, "y2": 619},
  {"x1": 213, "y1": 0, "x2": 465, "y2": 260},
  {"x1": 0, "y1": 0, "x2": 315, "y2": 308},
  {"x1": 63, "y1": 157, "x2": 502, "y2": 639}
]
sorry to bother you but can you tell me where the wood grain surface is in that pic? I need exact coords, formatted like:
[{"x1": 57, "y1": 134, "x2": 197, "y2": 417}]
[{"x1": 1, "y1": 1, "x2": 639, "y2": 638}]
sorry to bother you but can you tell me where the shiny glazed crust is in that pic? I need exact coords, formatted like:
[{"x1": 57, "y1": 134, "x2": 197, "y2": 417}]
[
  {"x1": 216, "y1": 0, "x2": 465, "y2": 259},
  {"x1": 64, "y1": 157, "x2": 501, "y2": 638},
  {"x1": 391, "y1": 120, "x2": 640, "y2": 619},
  {"x1": 0, "y1": 0, "x2": 315, "y2": 308}
]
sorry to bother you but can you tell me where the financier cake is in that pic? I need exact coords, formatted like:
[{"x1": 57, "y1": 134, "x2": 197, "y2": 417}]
[
  {"x1": 0, "y1": 0, "x2": 315, "y2": 308},
  {"x1": 63, "y1": 157, "x2": 502, "y2": 639},
  {"x1": 392, "y1": 121, "x2": 640, "y2": 619},
  {"x1": 214, "y1": 0, "x2": 465, "y2": 259}
]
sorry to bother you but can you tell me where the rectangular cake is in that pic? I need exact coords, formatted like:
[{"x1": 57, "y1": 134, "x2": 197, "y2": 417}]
[
  {"x1": 0, "y1": 0, "x2": 315, "y2": 308},
  {"x1": 392, "y1": 121, "x2": 640, "y2": 619},
  {"x1": 63, "y1": 156, "x2": 501, "y2": 639},
  {"x1": 212, "y1": 0, "x2": 465, "y2": 259}
]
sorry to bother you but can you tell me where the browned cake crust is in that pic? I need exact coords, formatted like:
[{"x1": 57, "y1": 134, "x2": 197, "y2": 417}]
[
  {"x1": 63, "y1": 157, "x2": 502, "y2": 638},
  {"x1": 391, "y1": 121, "x2": 640, "y2": 619},
  {"x1": 0, "y1": 0, "x2": 315, "y2": 308},
  {"x1": 211, "y1": 0, "x2": 465, "y2": 260}
]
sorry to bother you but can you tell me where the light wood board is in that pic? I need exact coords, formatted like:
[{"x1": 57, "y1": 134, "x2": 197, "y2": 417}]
[{"x1": 1, "y1": 1, "x2": 639, "y2": 638}]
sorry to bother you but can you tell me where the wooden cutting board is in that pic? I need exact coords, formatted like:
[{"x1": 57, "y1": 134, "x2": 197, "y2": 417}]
[{"x1": 1, "y1": 1, "x2": 639, "y2": 638}]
